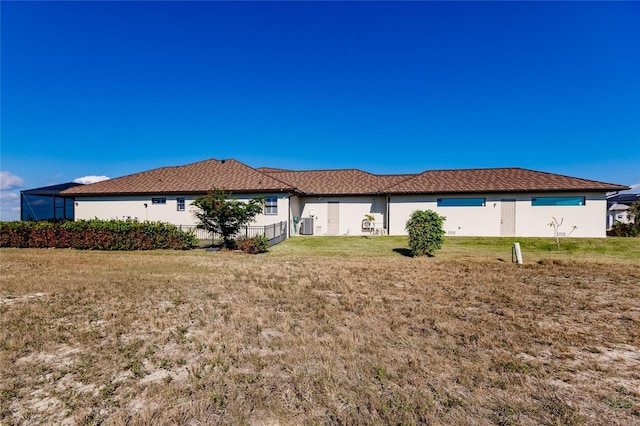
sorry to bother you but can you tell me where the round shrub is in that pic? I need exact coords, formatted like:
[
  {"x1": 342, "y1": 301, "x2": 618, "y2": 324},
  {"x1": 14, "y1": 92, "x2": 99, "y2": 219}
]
[{"x1": 405, "y1": 210, "x2": 446, "y2": 257}]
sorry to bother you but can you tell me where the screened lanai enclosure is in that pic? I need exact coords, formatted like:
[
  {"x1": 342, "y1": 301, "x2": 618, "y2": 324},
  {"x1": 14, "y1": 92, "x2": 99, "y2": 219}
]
[{"x1": 20, "y1": 183, "x2": 82, "y2": 221}]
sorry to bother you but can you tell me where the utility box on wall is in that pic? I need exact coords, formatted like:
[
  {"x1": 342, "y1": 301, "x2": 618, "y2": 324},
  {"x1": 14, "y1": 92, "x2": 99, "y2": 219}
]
[{"x1": 300, "y1": 217, "x2": 314, "y2": 235}]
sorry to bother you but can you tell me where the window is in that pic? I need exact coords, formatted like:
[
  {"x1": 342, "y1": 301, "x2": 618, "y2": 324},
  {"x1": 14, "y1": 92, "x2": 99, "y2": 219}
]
[
  {"x1": 264, "y1": 197, "x2": 278, "y2": 215},
  {"x1": 531, "y1": 196, "x2": 585, "y2": 206},
  {"x1": 177, "y1": 198, "x2": 185, "y2": 211},
  {"x1": 151, "y1": 198, "x2": 166, "y2": 205},
  {"x1": 437, "y1": 198, "x2": 486, "y2": 207}
]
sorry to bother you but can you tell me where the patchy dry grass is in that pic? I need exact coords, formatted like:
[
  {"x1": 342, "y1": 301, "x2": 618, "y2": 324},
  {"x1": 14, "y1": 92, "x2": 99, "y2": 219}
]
[{"x1": 1, "y1": 238, "x2": 639, "y2": 425}]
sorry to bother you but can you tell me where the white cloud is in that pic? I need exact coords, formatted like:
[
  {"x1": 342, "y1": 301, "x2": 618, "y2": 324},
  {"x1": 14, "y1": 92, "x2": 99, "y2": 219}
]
[
  {"x1": 0, "y1": 192, "x2": 20, "y2": 221},
  {"x1": 73, "y1": 175, "x2": 110, "y2": 184},
  {"x1": 0, "y1": 171, "x2": 24, "y2": 191},
  {"x1": 619, "y1": 183, "x2": 640, "y2": 194},
  {"x1": 0, "y1": 191, "x2": 18, "y2": 206}
]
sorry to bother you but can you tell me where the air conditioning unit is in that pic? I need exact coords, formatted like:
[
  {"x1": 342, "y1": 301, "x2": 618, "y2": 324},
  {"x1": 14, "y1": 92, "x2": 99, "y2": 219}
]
[{"x1": 300, "y1": 217, "x2": 314, "y2": 235}]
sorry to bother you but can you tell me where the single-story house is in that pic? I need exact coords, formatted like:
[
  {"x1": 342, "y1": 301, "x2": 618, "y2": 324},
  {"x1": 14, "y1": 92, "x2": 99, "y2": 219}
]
[
  {"x1": 60, "y1": 158, "x2": 629, "y2": 238},
  {"x1": 606, "y1": 193, "x2": 640, "y2": 229}
]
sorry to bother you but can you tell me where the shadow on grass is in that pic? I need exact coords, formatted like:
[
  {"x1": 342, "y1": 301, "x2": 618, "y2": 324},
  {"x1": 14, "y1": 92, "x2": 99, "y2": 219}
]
[{"x1": 393, "y1": 248, "x2": 414, "y2": 257}]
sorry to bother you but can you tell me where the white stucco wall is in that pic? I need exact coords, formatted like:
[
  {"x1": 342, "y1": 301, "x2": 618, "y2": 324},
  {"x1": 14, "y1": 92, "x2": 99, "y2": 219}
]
[
  {"x1": 74, "y1": 195, "x2": 193, "y2": 224},
  {"x1": 73, "y1": 193, "x2": 290, "y2": 227},
  {"x1": 388, "y1": 192, "x2": 608, "y2": 238},
  {"x1": 73, "y1": 190, "x2": 608, "y2": 238},
  {"x1": 297, "y1": 195, "x2": 387, "y2": 236},
  {"x1": 245, "y1": 193, "x2": 290, "y2": 227}
]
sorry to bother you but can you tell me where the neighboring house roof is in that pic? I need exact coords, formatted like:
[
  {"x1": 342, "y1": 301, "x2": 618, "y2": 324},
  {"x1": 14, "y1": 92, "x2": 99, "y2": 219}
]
[
  {"x1": 60, "y1": 158, "x2": 630, "y2": 197},
  {"x1": 609, "y1": 203, "x2": 630, "y2": 211},
  {"x1": 607, "y1": 193, "x2": 640, "y2": 209},
  {"x1": 381, "y1": 168, "x2": 629, "y2": 194},
  {"x1": 61, "y1": 158, "x2": 294, "y2": 196}
]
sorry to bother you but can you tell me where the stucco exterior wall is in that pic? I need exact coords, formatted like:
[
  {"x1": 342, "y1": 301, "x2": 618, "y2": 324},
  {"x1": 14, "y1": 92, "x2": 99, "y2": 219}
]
[
  {"x1": 247, "y1": 193, "x2": 290, "y2": 227},
  {"x1": 73, "y1": 190, "x2": 608, "y2": 238},
  {"x1": 73, "y1": 193, "x2": 290, "y2": 227},
  {"x1": 74, "y1": 195, "x2": 193, "y2": 224},
  {"x1": 388, "y1": 192, "x2": 607, "y2": 238},
  {"x1": 298, "y1": 195, "x2": 387, "y2": 236},
  {"x1": 516, "y1": 192, "x2": 606, "y2": 238}
]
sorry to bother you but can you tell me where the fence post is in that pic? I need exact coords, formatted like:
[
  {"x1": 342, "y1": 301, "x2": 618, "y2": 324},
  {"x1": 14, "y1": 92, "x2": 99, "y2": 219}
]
[{"x1": 512, "y1": 242, "x2": 523, "y2": 264}]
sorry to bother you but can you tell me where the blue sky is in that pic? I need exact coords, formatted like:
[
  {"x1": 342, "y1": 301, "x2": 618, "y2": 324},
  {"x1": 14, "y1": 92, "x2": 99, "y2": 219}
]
[{"x1": 2, "y1": 1, "x2": 639, "y2": 220}]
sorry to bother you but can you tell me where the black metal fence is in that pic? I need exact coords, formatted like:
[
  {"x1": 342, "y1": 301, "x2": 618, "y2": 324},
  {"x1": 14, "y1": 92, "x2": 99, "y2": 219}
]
[{"x1": 179, "y1": 221, "x2": 288, "y2": 247}]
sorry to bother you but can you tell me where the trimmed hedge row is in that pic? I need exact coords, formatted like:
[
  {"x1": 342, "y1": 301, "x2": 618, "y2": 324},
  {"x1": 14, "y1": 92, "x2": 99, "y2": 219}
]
[{"x1": 0, "y1": 220, "x2": 198, "y2": 250}]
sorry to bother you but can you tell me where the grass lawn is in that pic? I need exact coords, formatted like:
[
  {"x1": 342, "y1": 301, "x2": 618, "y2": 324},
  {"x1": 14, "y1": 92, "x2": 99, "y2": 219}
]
[
  {"x1": 271, "y1": 235, "x2": 640, "y2": 263},
  {"x1": 1, "y1": 236, "x2": 639, "y2": 425}
]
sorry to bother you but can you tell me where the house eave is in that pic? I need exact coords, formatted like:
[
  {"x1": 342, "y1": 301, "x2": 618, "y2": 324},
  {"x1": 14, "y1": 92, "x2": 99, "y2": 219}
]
[
  {"x1": 65, "y1": 187, "x2": 297, "y2": 198},
  {"x1": 385, "y1": 186, "x2": 630, "y2": 196}
]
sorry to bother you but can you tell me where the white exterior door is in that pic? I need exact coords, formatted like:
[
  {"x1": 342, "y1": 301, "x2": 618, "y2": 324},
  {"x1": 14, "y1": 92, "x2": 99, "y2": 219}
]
[
  {"x1": 327, "y1": 202, "x2": 340, "y2": 235},
  {"x1": 500, "y1": 199, "x2": 516, "y2": 236}
]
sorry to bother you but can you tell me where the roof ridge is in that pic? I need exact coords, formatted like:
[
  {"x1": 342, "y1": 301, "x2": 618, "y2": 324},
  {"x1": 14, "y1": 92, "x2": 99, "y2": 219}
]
[
  {"x1": 88, "y1": 157, "x2": 222, "y2": 185},
  {"x1": 378, "y1": 174, "x2": 421, "y2": 192},
  {"x1": 255, "y1": 169, "x2": 299, "y2": 190},
  {"x1": 515, "y1": 167, "x2": 628, "y2": 187},
  {"x1": 268, "y1": 168, "x2": 374, "y2": 173},
  {"x1": 417, "y1": 166, "x2": 523, "y2": 173}
]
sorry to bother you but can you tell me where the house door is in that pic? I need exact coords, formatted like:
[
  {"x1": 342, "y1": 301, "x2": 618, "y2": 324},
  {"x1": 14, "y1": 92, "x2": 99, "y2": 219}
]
[
  {"x1": 500, "y1": 199, "x2": 516, "y2": 236},
  {"x1": 327, "y1": 202, "x2": 340, "y2": 235}
]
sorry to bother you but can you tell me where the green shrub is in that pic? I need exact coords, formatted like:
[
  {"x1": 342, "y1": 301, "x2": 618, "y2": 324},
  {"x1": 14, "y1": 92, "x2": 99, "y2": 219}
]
[
  {"x1": 607, "y1": 222, "x2": 639, "y2": 237},
  {"x1": 405, "y1": 210, "x2": 446, "y2": 257},
  {"x1": 236, "y1": 235, "x2": 269, "y2": 254},
  {"x1": 0, "y1": 220, "x2": 198, "y2": 250}
]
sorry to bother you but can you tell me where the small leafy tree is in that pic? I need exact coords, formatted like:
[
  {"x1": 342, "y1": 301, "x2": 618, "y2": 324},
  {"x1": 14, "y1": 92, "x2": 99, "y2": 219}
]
[
  {"x1": 629, "y1": 201, "x2": 640, "y2": 231},
  {"x1": 192, "y1": 188, "x2": 264, "y2": 249},
  {"x1": 405, "y1": 210, "x2": 446, "y2": 257}
]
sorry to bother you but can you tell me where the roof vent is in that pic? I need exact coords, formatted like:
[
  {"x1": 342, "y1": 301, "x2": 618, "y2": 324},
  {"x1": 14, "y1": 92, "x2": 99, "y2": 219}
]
[{"x1": 221, "y1": 160, "x2": 226, "y2": 164}]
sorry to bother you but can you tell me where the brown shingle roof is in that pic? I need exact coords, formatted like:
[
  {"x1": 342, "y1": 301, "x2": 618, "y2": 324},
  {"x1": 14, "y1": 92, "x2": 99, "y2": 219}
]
[
  {"x1": 382, "y1": 168, "x2": 629, "y2": 194},
  {"x1": 61, "y1": 158, "x2": 294, "y2": 196},
  {"x1": 262, "y1": 169, "x2": 415, "y2": 195},
  {"x1": 61, "y1": 159, "x2": 629, "y2": 197}
]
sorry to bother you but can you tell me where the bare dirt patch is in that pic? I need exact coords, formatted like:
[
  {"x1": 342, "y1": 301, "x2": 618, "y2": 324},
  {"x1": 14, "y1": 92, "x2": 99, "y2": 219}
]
[{"x1": 0, "y1": 292, "x2": 46, "y2": 305}]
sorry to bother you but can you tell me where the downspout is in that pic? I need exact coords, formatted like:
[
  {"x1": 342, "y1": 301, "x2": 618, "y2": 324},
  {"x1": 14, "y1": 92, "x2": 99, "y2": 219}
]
[
  {"x1": 287, "y1": 191, "x2": 291, "y2": 239},
  {"x1": 386, "y1": 194, "x2": 391, "y2": 235}
]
